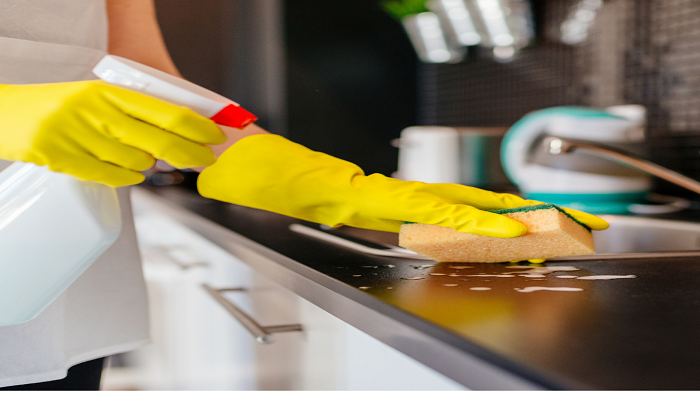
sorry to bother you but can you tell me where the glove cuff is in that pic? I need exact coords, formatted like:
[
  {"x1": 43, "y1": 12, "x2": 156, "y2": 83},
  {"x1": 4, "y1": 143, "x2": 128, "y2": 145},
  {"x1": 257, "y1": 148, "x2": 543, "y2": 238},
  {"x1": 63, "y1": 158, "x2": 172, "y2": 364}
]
[{"x1": 197, "y1": 134, "x2": 366, "y2": 225}]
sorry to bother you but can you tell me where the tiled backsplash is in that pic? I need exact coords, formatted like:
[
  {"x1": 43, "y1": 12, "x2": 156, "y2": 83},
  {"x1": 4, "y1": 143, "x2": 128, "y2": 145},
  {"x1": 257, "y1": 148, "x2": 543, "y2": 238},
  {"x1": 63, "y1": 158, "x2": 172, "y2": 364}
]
[{"x1": 419, "y1": 0, "x2": 700, "y2": 196}]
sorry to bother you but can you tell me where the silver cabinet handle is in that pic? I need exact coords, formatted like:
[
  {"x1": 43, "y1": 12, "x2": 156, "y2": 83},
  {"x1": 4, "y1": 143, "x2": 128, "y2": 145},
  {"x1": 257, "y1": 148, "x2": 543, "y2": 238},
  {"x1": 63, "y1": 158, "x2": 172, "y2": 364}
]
[
  {"x1": 202, "y1": 284, "x2": 302, "y2": 344},
  {"x1": 144, "y1": 245, "x2": 209, "y2": 270}
]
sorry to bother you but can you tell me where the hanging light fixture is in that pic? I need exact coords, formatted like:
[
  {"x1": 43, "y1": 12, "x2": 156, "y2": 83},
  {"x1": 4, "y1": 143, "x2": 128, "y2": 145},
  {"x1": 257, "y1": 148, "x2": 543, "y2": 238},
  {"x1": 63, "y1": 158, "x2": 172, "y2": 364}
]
[
  {"x1": 474, "y1": 0, "x2": 515, "y2": 47},
  {"x1": 469, "y1": 0, "x2": 534, "y2": 61},
  {"x1": 560, "y1": 0, "x2": 604, "y2": 45},
  {"x1": 428, "y1": 0, "x2": 482, "y2": 47},
  {"x1": 385, "y1": 0, "x2": 533, "y2": 63},
  {"x1": 402, "y1": 11, "x2": 466, "y2": 63}
]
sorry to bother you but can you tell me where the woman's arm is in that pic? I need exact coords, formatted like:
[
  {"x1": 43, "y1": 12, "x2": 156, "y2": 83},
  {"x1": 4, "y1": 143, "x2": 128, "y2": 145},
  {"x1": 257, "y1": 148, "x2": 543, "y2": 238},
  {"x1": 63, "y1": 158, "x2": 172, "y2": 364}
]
[
  {"x1": 106, "y1": 0, "x2": 261, "y2": 164},
  {"x1": 106, "y1": 0, "x2": 180, "y2": 76}
]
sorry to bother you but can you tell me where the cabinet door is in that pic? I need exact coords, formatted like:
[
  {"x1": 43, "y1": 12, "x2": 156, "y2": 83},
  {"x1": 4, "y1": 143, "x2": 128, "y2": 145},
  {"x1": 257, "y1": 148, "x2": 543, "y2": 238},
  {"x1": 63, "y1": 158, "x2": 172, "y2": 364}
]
[
  {"x1": 344, "y1": 324, "x2": 466, "y2": 390},
  {"x1": 243, "y1": 271, "x2": 348, "y2": 390},
  {"x1": 103, "y1": 210, "x2": 257, "y2": 390}
]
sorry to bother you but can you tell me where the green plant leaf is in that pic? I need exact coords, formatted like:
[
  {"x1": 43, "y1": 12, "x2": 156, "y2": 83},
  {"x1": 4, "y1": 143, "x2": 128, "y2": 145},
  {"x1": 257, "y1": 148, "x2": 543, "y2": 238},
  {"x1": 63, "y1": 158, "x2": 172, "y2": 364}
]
[{"x1": 381, "y1": 0, "x2": 430, "y2": 21}]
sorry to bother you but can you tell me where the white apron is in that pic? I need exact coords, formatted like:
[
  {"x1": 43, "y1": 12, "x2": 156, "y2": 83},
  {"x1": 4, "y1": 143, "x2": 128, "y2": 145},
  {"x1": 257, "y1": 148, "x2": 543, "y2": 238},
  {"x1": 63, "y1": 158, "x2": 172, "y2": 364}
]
[{"x1": 0, "y1": 0, "x2": 149, "y2": 387}]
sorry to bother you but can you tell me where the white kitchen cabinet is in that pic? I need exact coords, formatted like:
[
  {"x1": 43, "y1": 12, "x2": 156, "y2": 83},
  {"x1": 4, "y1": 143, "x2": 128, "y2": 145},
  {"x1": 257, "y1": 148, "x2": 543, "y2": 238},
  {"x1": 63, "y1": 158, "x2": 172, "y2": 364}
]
[
  {"x1": 102, "y1": 199, "x2": 464, "y2": 390},
  {"x1": 102, "y1": 207, "x2": 256, "y2": 390}
]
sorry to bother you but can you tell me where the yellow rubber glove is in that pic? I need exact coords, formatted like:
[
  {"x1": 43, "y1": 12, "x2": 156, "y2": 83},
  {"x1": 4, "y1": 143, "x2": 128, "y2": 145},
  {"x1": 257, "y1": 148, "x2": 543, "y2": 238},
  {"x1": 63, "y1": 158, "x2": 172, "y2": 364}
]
[
  {"x1": 0, "y1": 80, "x2": 227, "y2": 187},
  {"x1": 198, "y1": 134, "x2": 609, "y2": 237}
]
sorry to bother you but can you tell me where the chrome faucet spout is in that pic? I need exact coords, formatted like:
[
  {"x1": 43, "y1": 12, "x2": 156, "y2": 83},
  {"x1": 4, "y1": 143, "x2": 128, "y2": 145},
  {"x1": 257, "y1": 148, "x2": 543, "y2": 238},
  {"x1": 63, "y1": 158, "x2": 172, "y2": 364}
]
[{"x1": 543, "y1": 136, "x2": 700, "y2": 196}]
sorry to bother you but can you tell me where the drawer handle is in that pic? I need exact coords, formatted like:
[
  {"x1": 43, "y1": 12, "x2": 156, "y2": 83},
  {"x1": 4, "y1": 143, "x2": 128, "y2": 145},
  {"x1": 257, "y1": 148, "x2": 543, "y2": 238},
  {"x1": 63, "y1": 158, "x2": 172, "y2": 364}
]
[
  {"x1": 145, "y1": 245, "x2": 209, "y2": 270},
  {"x1": 202, "y1": 284, "x2": 302, "y2": 344}
]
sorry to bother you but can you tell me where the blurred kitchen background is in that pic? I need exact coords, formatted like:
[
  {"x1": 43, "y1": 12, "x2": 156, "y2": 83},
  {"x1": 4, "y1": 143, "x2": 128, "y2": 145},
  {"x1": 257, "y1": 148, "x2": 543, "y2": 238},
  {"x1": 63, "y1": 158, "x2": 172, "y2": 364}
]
[
  {"x1": 104, "y1": 0, "x2": 700, "y2": 389},
  {"x1": 147, "y1": 0, "x2": 700, "y2": 200}
]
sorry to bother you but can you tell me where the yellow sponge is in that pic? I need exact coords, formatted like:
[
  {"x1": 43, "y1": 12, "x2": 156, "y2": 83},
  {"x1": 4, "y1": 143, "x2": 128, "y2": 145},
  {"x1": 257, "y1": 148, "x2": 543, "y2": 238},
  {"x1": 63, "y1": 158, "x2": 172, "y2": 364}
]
[{"x1": 398, "y1": 204, "x2": 595, "y2": 263}]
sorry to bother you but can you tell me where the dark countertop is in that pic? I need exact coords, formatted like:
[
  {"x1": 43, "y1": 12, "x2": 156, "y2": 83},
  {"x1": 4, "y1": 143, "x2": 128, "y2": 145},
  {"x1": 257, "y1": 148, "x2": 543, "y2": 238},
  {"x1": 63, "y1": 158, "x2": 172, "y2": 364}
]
[{"x1": 136, "y1": 185, "x2": 700, "y2": 390}]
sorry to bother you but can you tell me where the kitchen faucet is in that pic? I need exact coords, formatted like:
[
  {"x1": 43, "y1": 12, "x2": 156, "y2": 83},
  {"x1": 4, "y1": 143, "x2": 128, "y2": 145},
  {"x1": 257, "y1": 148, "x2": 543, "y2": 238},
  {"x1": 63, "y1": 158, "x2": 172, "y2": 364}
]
[{"x1": 542, "y1": 136, "x2": 700, "y2": 196}]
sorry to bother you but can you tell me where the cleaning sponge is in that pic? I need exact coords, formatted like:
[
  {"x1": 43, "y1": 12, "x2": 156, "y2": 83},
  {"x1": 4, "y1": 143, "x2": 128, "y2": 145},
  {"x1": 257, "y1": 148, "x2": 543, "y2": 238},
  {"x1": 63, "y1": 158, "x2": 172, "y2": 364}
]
[{"x1": 398, "y1": 204, "x2": 595, "y2": 263}]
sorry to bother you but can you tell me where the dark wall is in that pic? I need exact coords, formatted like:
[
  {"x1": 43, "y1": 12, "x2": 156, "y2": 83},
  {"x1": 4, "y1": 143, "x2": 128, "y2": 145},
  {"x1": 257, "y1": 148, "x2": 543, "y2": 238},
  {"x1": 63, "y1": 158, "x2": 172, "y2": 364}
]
[
  {"x1": 154, "y1": 0, "x2": 228, "y2": 94},
  {"x1": 284, "y1": 0, "x2": 418, "y2": 176}
]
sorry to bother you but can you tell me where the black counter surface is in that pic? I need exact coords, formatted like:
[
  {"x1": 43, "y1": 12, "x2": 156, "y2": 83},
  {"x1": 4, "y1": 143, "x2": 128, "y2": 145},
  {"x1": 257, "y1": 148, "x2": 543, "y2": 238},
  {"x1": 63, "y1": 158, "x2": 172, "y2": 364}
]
[{"x1": 142, "y1": 185, "x2": 700, "y2": 390}]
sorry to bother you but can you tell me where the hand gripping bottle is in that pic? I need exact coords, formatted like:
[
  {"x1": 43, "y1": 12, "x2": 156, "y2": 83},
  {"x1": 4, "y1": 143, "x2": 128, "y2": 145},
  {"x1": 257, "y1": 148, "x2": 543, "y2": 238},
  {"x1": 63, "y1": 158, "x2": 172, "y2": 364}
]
[{"x1": 0, "y1": 55, "x2": 256, "y2": 326}]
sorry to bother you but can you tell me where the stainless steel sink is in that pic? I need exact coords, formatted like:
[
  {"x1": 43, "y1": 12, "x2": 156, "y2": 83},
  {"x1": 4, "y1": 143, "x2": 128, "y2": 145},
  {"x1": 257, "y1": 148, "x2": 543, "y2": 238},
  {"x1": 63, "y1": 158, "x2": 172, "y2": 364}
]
[
  {"x1": 594, "y1": 215, "x2": 700, "y2": 253},
  {"x1": 554, "y1": 215, "x2": 700, "y2": 261}
]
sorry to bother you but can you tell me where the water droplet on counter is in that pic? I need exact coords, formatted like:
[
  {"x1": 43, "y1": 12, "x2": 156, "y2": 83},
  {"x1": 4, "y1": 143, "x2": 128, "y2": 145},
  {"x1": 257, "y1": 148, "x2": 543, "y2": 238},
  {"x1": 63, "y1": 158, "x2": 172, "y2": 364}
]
[
  {"x1": 360, "y1": 265, "x2": 378, "y2": 269},
  {"x1": 430, "y1": 273, "x2": 446, "y2": 276},
  {"x1": 546, "y1": 266, "x2": 580, "y2": 271},
  {"x1": 403, "y1": 277, "x2": 425, "y2": 280},
  {"x1": 470, "y1": 287, "x2": 492, "y2": 291},
  {"x1": 556, "y1": 275, "x2": 578, "y2": 279},
  {"x1": 381, "y1": 265, "x2": 396, "y2": 268},
  {"x1": 411, "y1": 265, "x2": 433, "y2": 270},
  {"x1": 577, "y1": 275, "x2": 636, "y2": 280},
  {"x1": 359, "y1": 287, "x2": 370, "y2": 290},
  {"x1": 443, "y1": 284, "x2": 459, "y2": 287},
  {"x1": 515, "y1": 287, "x2": 583, "y2": 293},
  {"x1": 352, "y1": 275, "x2": 362, "y2": 277},
  {"x1": 506, "y1": 266, "x2": 580, "y2": 276},
  {"x1": 372, "y1": 273, "x2": 378, "y2": 275}
]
